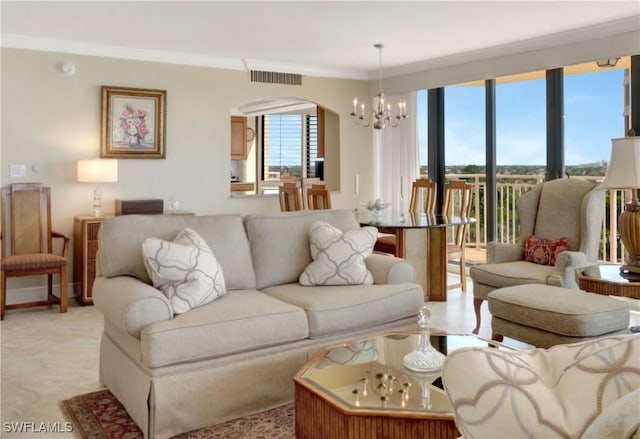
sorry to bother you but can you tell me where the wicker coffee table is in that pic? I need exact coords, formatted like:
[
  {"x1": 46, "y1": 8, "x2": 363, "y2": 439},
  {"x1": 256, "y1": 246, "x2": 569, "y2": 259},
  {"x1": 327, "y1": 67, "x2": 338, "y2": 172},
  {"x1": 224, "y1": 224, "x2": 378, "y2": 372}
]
[{"x1": 294, "y1": 332, "x2": 519, "y2": 439}]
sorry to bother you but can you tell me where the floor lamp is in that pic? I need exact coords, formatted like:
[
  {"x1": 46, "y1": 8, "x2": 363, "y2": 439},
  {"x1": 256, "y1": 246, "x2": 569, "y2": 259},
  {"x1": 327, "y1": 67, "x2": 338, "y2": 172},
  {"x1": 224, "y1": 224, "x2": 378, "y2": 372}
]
[{"x1": 599, "y1": 137, "x2": 640, "y2": 278}]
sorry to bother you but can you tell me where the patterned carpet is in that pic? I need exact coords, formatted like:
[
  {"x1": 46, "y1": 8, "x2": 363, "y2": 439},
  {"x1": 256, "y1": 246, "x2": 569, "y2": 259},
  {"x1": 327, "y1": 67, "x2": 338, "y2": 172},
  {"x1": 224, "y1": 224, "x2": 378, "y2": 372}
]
[{"x1": 62, "y1": 389, "x2": 294, "y2": 439}]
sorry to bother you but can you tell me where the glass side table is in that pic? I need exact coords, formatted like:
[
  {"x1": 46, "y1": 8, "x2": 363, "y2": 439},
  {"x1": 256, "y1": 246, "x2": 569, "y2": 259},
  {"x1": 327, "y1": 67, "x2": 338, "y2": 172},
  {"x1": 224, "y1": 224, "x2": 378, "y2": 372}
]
[{"x1": 576, "y1": 264, "x2": 640, "y2": 299}]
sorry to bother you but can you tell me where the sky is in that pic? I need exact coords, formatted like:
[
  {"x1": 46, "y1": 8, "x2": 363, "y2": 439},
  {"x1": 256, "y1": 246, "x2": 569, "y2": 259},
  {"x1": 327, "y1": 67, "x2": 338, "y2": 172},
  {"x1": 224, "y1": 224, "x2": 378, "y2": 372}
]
[{"x1": 417, "y1": 68, "x2": 625, "y2": 167}]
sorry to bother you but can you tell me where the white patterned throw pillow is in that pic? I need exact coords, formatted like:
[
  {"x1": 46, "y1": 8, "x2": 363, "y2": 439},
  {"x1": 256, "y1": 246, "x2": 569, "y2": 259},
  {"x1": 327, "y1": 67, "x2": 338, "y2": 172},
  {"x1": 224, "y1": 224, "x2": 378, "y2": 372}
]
[
  {"x1": 299, "y1": 221, "x2": 377, "y2": 286},
  {"x1": 142, "y1": 228, "x2": 226, "y2": 314}
]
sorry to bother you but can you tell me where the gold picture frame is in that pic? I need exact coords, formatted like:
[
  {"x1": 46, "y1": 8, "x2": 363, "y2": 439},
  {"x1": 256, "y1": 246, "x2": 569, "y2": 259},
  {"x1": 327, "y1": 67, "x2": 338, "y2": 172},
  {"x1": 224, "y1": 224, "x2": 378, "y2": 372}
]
[{"x1": 101, "y1": 86, "x2": 166, "y2": 159}]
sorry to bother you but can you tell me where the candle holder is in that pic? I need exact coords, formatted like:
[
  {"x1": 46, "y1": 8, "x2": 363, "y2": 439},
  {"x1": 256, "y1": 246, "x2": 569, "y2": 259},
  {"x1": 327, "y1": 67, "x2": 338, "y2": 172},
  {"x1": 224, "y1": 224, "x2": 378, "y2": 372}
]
[
  {"x1": 403, "y1": 305, "x2": 446, "y2": 372},
  {"x1": 352, "y1": 369, "x2": 412, "y2": 408}
]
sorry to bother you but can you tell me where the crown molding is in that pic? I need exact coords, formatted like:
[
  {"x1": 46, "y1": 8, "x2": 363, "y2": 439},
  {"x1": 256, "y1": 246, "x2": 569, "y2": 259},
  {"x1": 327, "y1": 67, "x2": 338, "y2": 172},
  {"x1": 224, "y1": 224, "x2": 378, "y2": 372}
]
[
  {"x1": 1, "y1": 33, "x2": 245, "y2": 71},
  {"x1": 0, "y1": 33, "x2": 367, "y2": 80}
]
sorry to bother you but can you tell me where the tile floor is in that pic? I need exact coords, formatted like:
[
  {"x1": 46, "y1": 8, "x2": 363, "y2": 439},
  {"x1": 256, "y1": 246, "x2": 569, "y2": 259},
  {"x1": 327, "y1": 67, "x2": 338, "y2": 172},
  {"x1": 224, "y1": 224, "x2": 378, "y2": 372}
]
[{"x1": 1, "y1": 274, "x2": 638, "y2": 438}]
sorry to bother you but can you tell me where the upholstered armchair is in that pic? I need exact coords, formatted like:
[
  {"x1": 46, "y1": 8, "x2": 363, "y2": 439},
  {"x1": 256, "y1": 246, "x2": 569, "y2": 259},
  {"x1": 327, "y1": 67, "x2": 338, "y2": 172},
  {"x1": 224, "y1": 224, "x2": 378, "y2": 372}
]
[{"x1": 469, "y1": 178, "x2": 605, "y2": 334}]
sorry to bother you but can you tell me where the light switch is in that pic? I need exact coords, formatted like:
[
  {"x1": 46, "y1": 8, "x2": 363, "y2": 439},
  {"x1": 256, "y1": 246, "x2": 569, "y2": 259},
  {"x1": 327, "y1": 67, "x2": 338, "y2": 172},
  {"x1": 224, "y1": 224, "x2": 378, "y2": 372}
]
[{"x1": 10, "y1": 164, "x2": 26, "y2": 178}]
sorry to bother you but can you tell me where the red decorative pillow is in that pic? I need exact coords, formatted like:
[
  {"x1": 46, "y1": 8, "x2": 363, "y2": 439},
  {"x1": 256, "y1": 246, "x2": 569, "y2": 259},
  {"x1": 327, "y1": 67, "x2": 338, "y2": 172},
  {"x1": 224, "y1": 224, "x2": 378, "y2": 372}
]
[{"x1": 524, "y1": 235, "x2": 569, "y2": 266}]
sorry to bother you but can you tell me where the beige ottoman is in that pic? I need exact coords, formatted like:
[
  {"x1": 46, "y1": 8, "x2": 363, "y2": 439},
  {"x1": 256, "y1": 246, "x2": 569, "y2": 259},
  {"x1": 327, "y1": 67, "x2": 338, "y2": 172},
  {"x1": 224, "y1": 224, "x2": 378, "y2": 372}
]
[{"x1": 488, "y1": 284, "x2": 630, "y2": 348}]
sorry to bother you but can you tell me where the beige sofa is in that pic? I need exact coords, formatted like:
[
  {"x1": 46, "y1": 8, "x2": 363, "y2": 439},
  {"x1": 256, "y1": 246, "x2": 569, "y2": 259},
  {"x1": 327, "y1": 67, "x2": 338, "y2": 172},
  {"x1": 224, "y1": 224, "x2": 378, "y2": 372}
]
[{"x1": 93, "y1": 209, "x2": 424, "y2": 439}]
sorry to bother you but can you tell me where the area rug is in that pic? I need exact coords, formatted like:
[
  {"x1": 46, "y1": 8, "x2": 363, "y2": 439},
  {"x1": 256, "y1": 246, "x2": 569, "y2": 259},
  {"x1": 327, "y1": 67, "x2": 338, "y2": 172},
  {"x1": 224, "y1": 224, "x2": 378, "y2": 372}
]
[{"x1": 62, "y1": 389, "x2": 294, "y2": 439}]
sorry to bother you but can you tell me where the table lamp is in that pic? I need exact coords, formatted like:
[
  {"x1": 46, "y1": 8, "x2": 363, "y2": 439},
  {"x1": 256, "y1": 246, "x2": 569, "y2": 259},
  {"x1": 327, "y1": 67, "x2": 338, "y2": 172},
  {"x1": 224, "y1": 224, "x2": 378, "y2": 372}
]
[
  {"x1": 77, "y1": 159, "x2": 118, "y2": 217},
  {"x1": 599, "y1": 136, "x2": 640, "y2": 277}
]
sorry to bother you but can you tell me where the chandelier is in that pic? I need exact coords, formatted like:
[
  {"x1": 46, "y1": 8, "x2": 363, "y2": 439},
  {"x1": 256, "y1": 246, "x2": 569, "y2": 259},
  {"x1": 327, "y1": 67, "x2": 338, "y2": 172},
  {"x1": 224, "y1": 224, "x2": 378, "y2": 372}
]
[{"x1": 351, "y1": 44, "x2": 408, "y2": 130}]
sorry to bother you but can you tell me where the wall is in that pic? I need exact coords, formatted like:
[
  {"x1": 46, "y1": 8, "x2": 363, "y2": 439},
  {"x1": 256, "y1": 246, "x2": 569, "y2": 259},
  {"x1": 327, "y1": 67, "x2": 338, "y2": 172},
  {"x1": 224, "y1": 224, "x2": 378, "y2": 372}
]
[{"x1": 0, "y1": 48, "x2": 372, "y2": 302}]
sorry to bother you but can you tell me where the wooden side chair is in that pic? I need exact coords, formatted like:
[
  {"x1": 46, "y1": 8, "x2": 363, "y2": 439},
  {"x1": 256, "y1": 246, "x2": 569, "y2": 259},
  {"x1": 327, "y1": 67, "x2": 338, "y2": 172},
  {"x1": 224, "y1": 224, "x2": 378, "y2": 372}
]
[
  {"x1": 1, "y1": 183, "x2": 69, "y2": 319},
  {"x1": 306, "y1": 184, "x2": 331, "y2": 210},
  {"x1": 279, "y1": 182, "x2": 303, "y2": 211},
  {"x1": 374, "y1": 178, "x2": 437, "y2": 255},
  {"x1": 409, "y1": 178, "x2": 437, "y2": 215},
  {"x1": 443, "y1": 180, "x2": 473, "y2": 291}
]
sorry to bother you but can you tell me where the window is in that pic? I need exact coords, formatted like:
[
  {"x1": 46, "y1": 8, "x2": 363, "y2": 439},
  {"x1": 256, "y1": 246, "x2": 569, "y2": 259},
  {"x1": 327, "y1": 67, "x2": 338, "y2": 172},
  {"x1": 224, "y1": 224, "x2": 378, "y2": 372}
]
[
  {"x1": 564, "y1": 69, "x2": 624, "y2": 169},
  {"x1": 417, "y1": 89, "x2": 429, "y2": 176},
  {"x1": 261, "y1": 113, "x2": 321, "y2": 181},
  {"x1": 262, "y1": 114, "x2": 302, "y2": 180}
]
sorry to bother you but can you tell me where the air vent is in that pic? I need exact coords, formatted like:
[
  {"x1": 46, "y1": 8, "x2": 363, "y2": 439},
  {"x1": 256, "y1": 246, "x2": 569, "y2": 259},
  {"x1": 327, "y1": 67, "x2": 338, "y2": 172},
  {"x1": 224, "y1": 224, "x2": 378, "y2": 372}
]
[{"x1": 250, "y1": 70, "x2": 302, "y2": 85}]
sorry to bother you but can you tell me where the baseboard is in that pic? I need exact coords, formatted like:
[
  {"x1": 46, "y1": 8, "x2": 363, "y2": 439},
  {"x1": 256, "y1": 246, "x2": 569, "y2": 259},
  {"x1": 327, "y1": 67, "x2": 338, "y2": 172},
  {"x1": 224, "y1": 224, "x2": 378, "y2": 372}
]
[{"x1": 4, "y1": 283, "x2": 76, "y2": 306}]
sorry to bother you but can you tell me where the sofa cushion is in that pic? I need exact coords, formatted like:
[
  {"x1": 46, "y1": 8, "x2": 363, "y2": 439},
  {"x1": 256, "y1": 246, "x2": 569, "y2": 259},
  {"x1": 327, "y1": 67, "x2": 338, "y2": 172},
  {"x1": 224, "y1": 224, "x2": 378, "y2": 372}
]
[
  {"x1": 98, "y1": 214, "x2": 257, "y2": 290},
  {"x1": 524, "y1": 234, "x2": 569, "y2": 266},
  {"x1": 470, "y1": 260, "x2": 554, "y2": 288},
  {"x1": 300, "y1": 221, "x2": 377, "y2": 286},
  {"x1": 140, "y1": 289, "x2": 309, "y2": 368},
  {"x1": 142, "y1": 228, "x2": 226, "y2": 314},
  {"x1": 261, "y1": 282, "x2": 424, "y2": 338},
  {"x1": 245, "y1": 210, "x2": 361, "y2": 289},
  {"x1": 442, "y1": 334, "x2": 640, "y2": 439}
]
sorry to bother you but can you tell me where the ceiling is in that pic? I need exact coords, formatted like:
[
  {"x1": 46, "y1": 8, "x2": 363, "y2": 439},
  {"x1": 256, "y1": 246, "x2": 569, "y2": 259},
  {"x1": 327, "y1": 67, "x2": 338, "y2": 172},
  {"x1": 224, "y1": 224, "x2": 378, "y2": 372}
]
[{"x1": 1, "y1": 1, "x2": 639, "y2": 79}]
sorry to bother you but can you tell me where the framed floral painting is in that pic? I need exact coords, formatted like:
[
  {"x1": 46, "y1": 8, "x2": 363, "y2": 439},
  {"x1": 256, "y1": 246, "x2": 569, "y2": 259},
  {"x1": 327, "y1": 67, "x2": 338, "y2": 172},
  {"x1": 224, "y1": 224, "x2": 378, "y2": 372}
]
[{"x1": 100, "y1": 86, "x2": 166, "y2": 158}]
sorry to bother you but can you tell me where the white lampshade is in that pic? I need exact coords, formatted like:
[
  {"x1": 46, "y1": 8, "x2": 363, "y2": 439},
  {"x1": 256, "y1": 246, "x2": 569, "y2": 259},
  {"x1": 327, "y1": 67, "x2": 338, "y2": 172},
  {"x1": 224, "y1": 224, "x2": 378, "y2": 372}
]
[
  {"x1": 77, "y1": 159, "x2": 118, "y2": 183},
  {"x1": 599, "y1": 137, "x2": 640, "y2": 189}
]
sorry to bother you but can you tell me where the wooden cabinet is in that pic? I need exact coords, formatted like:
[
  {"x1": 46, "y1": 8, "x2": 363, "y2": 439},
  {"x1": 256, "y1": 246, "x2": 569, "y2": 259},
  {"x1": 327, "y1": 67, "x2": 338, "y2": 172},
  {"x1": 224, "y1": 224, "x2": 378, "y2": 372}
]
[
  {"x1": 73, "y1": 215, "x2": 111, "y2": 305},
  {"x1": 231, "y1": 116, "x2": 247, "y2": 160},
  {"x1": 230, "y1": 182, "x2": 256, "y2": 192}
]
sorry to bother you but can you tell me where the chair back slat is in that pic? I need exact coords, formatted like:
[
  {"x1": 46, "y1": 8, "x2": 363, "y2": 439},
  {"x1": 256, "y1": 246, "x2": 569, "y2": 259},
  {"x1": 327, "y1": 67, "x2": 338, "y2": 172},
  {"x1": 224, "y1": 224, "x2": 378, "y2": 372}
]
[
  {"x1": 307, "y1": 186, "x2": 331, "y2": 210},
  {"x1": 2, "y1": 183, "x2": 50, "y2": 256},
  {"x1": 279, "y1": 182, "x2": 303, "y2": 211},
  {"x1": 409, "y1": 179, "x2": 437, "y2": 214},
  {"x1": 443, "y1": 181, "x2": 473, "y2": 247}
]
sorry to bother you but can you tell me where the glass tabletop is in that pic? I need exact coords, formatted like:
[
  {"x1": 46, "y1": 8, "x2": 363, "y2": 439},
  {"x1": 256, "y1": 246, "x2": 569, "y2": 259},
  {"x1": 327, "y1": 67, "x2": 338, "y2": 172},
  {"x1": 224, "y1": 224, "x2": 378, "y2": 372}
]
[
  {"x1": 580, "y1": 264, "x2": 640, "y2": 284},
  {"x1": 299, "y1": 332, "x2": 516, "y2": 415},
  {"x1": 357, "y1": 210, "x2": 476, "y2": 228}
]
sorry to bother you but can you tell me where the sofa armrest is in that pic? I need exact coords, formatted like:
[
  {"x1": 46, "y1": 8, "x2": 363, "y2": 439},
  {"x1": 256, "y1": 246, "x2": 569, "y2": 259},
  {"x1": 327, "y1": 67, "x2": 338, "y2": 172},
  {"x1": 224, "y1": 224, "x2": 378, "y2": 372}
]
[
  {"x1": 486, "y1": 242, "x2": 523, "y2": 263},
  {"x1": 93, "y1": 276, "x2": 173, "y2": 339},
  {"x1": 548, "y1": 250, "x2": 588, "y2": 288},
  {"x1": 365, "y1": 253, "x2": 416, "y2": 284}
]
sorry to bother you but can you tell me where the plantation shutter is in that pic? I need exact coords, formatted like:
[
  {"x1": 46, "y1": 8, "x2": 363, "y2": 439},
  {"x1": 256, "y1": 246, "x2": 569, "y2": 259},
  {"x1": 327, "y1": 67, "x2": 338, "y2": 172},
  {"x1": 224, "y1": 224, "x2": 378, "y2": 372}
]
[{"x1": 263, "y1": 115, "x2": 303, "y2": 178}]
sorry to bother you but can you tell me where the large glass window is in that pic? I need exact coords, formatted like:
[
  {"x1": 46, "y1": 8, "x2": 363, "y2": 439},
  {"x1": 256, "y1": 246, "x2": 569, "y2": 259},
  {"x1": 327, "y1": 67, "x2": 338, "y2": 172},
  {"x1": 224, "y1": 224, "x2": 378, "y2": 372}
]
[
  {"x1": 445, "y1": 84, "x2": 486, "y2": 171},
  {"x1": 417, "y1": 89, "x2": 428, "y2": 176},
  {"x1": 496, "y1": 78, "x2": 546, "y2": 168},
  {"x1": 494, "y1": 77, "x2": 546, "y2": 244},
  {"x1": 564, "y1": 66, "x2": 626, "y2": 261},
  {"x1": 564, "y1": 69, "x2": 625, "y2": 170}
]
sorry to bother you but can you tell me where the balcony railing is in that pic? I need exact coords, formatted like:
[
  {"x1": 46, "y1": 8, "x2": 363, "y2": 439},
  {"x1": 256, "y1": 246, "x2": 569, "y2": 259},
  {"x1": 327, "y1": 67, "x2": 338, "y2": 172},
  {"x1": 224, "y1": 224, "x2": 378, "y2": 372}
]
[{"x1": 443, "y1": 173, "x2": 628, "y2": 263}]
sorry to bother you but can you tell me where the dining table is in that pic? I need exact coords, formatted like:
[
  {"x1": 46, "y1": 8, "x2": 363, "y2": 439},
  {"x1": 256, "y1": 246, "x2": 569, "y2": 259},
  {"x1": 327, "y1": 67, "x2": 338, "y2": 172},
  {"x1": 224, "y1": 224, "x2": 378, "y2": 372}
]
[{"x1": 358, "y1": 209, "x2": 476, "y2": 302}]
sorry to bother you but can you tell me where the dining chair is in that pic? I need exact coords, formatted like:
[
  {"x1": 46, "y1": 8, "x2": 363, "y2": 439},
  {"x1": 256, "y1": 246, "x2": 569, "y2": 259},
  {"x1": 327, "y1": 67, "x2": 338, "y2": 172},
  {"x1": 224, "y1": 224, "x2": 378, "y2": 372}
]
[
  {"x1": 374, "y1": 178, "x2": 437, "y2": 255},
  {"x1": 306, "y1": 185, "x2": 331, "y2": 210},
  {"x1": 1, "y1": 183, "x2": 69, "y2": 320},
  {"x1": 278, "y1": 182, "x2": 303, "y2": 211},
  {"x1": 442, "y1": 180, "x2": 473, "y2": 292},
  {"x1": 409, "y1": 178, "x2": 437, "y2": 215}
]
